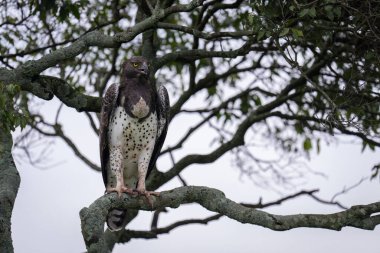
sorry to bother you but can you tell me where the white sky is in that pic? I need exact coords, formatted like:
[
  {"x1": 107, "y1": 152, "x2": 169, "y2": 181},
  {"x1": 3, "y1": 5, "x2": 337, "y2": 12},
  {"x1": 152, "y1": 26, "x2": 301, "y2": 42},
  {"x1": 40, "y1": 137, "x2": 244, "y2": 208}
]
[{"x1": 10, "y1": 95, "x2": 380, "y2": 253}]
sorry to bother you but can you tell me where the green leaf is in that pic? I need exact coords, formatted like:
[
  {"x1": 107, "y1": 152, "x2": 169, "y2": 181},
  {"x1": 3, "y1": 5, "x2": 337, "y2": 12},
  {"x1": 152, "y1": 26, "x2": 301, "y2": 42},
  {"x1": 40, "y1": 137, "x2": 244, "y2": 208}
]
[
  {"x1": 279, "y1": 27, "x2": 290, "y2": 37},
  {"x1": 0, "y1": 83, "x2": 30, "y2": 131},
  {"x1": 207, "y1": 86, "x2": 217, "y2": 96},
  {"x1": 333, "y1": 7, "x2": 342, "y2": 18},
  {"x1": 292, "y1": 28, "x2": 304, "y2": 38},
  {"x1": 3, "y1": 33, "x2": 14, "y2": 44},
  {"x1": 248, "y1": 14, "x2": 254, "y2": 26},
  {"x1": 252, "y1": 95, "x2": 261, "y2": 106},
  {"x1": 303, "y1": 138, "x2": 312, "y2": 151},
  {"x1": 240, "y1": 95, "x2": 250, "y2": 114},
  {"x1": 325, "y1": 5, "x2": 334, "y2": 21},
  {"x1": 257, "y1": 30, "x2": 266, "y2": 41},
  {"x1": 308, "y1": 7, "x2": 316, "y2": 17},
  {"x1": 361, "y1": 141, "x2": 367, "y2": 152},
  {"x1": 71, "y1": 5, "x2": 80, "y2": 19},
  {"x1": 326, "y1": 12, "x2": 334, "y2": 21},
  {"x1": 294, "y1": 122, "x2": 304, "y2": 134},
  {"x1": 299, "y1": 8, "x2": 309, "y2": 17}
]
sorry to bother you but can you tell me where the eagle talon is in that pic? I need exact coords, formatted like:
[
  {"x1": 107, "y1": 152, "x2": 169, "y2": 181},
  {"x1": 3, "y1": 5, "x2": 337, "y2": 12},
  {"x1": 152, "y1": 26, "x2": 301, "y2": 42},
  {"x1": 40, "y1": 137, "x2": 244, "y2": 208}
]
[
  {"x1": 106, "y1": 186, "x2": 134, "y2": 198},
  {"x1": 133, "y1": 189, "x2": 160, "y2": 196},
  {"x1": 134, "y1": 189, "x2": 160, "y2": 207}
]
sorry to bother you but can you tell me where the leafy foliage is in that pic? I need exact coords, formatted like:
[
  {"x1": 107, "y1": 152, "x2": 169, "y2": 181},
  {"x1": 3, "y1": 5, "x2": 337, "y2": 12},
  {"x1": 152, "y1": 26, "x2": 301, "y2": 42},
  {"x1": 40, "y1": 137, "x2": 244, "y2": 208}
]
[
  {"x1": 29, "y1": 0, "x2": 87, "y2": 21},
  {"x1": 0, "y1": 0, "x2": 379, "y2": 185},
  {"x1": 247, "y1": 0, "x2": 380, "y2": 153},
  {"x1": 0, "y1": 84, "x2": 29, "y2": 131}
]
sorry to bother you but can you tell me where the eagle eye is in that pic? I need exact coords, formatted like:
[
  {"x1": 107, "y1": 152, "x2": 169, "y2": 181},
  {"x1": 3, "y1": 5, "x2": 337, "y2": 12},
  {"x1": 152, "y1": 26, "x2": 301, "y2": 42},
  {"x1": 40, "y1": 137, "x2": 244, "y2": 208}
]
[{"x1": 132, "y1": 62, "x2": 139, "y2": 68}]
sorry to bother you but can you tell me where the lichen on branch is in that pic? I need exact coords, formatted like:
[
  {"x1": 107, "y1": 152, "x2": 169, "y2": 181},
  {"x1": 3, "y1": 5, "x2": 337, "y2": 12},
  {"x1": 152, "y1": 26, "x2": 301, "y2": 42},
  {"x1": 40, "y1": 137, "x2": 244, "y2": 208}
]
[
  {"x1": 0, "y1": 127, "x2": 21, "y2": 253},
  {"x1": 80, "y1": 186, "x2": 380, "y2": 253}
]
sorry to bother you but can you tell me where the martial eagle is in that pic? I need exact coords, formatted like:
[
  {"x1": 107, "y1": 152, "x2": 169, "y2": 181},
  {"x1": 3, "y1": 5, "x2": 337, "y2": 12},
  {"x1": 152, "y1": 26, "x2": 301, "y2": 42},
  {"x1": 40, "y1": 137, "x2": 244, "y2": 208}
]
[{"x1": 99, "y1": 56, "x2": 169, "y2": 230}]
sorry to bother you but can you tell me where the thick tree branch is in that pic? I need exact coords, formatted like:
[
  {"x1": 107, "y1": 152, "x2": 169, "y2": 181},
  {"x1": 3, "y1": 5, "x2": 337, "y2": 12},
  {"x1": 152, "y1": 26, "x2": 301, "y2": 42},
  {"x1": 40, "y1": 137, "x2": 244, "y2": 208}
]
[
  {"x1": 117, "y1": 188, "x2": 349, "y2": 243},
  {"x1": 128, "y1": 189, "x2": 341, "y2": 239},
  {"x1": 0, "y1": 127, "x2": 20, "y2": 253},
  {"x1": 35, "y1": 75, "x2": 101, "y2": 112},
  {"x1": 80, "y1": 186, "x2": 380, "y2": 252},
  {"x1": 103, "y1": 188, "x2": 349, "y2": 249}
]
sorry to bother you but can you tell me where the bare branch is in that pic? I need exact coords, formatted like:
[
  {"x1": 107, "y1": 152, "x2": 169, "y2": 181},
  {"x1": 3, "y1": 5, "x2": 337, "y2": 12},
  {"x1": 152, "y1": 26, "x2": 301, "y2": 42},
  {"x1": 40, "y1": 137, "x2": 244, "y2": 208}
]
[
  {"x1": 269, "y1": 112, "x2": 380, "y2": 147},
  {"x1": 162, "y1": 86, "x2": 262, "y2": 155},
  {"x1": 32, "y1": 121, "x2": 101, "y2": 172},
  {"x1": 150, "y1": 207, "x2": 168, "y2": 230},
  {"x1": 331, "y1": 177, "x2": 369, "y2": 202},
  {"x1": 85, "y1": 112, "x2": 100, "y2": 136}
]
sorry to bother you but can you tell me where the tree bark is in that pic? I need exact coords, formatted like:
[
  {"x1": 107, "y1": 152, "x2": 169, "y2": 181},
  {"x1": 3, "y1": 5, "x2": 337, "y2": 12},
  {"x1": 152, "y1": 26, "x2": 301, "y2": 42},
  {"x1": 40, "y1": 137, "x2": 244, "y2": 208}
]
[
  {"x1": 0, "y1": 127, "x2": 20, "y2": 253},
  {"x1": 81, "y1": 186, "x2": 380, "y2": 253}
]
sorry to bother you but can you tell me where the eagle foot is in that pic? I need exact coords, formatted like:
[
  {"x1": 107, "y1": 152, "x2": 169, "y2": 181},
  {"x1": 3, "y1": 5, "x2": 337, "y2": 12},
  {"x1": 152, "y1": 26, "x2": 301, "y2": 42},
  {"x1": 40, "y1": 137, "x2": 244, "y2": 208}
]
[
  {"x1": 106, "y1": 186, "x2": 135, "y2": 198},
  {"x1": 133, "y1": 189, "x2": 160, "y2": 207}
]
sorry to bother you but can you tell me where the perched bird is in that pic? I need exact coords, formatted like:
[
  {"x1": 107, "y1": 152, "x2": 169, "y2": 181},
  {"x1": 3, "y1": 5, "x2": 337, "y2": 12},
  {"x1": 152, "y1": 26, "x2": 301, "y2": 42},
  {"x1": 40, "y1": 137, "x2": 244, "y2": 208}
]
[{"x1": 99, "y1": 56, "x2": 169, "y2": 230}]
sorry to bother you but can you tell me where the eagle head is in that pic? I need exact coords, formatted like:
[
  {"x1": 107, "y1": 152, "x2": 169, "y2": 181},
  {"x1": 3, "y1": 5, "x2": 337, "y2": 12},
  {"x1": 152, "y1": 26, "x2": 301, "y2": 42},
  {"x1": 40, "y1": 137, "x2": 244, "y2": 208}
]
[{"x1": 121, "y1": 56, "x2": 150, "y2": 80}]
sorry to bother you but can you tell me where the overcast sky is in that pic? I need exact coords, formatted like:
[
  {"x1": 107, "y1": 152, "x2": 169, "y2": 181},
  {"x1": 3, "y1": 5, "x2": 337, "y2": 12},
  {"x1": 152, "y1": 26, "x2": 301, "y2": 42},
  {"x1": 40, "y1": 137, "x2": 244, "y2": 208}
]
[{"x1": 11, "y1": 96, "x2": 380, "y2": 253}]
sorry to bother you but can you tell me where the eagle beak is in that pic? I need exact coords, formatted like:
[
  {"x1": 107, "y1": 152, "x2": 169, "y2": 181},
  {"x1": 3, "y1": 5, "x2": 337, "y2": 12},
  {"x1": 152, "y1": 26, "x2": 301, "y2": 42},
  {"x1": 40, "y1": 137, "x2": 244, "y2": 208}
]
[{"x1": 139, "y1": 62, "x2": 149, "y2": 76}]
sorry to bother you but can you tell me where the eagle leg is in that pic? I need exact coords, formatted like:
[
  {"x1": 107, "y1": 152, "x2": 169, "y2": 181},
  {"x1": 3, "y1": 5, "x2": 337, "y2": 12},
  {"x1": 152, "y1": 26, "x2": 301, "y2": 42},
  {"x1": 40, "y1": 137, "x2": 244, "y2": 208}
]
[
  {"x1": 133, "y1": 139, "x2": 161, "y2": 206},
  {"x1": 107, "y1": 146, "x2": 136, "y2": 197},
  {"x1": 135, "y1": 167, "x2": 160, "y2": 206}
]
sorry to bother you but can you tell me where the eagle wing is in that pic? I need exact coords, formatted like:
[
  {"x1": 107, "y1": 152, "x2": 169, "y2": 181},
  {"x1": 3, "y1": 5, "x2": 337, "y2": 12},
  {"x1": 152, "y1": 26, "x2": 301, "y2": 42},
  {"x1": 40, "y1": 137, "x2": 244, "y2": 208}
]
[
  {"x1": 147, "y1": 84, "x2": 170, "y2": 177},
  {"x1": 99, "y1": 83, "x2": 119, "y2": 187}
]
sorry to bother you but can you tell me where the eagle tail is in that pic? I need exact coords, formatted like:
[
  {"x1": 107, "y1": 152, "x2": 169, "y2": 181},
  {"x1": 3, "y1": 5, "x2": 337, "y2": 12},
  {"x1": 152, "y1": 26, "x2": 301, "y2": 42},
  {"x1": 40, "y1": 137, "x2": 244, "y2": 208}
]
[{"x1": 106, "y1": 208, "x2": 128, "y2": 231}]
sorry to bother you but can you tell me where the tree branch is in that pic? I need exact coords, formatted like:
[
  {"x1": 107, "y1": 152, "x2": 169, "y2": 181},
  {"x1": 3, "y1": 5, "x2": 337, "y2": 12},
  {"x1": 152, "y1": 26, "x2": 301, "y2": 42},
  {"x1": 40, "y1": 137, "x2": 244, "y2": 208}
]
[
  {"x1": 154, "y1": 38, "x2": 255, "y2": 69},
  {"x1": 31, "y1": 121, "x2": 101, "y2": 172},
  {"x1": 156, "y1": 22, "x2": 255, "y2": 40},
  {"x1": 169, "y1": 58, "x2": 263, "y2": 119},
  {"x1": 162, "y1": 87, "x2": 263, "y2": 155},
  {"x1": 35, "y1": 75, "x2": 102, "y2": 112},
  {"x1": 270, "y1": 112, "x2": 380, "y2": 147},
  {"x1": 80, "y1": 186, "x2": 380, "y2": 252},
  {"x1": 119, "y1": 188, "x2": 349, "y2": 243},
  {"x1": 103, "y1": 188, "x2": 349, "y2": 249}
]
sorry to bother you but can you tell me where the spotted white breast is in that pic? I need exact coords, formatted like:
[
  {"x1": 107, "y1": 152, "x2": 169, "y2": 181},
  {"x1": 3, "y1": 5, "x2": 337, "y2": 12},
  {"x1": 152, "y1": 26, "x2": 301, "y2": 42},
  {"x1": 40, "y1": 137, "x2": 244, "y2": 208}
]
[{"x1": 107, "y1": 106, "x2": 158, "y2": 189}]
